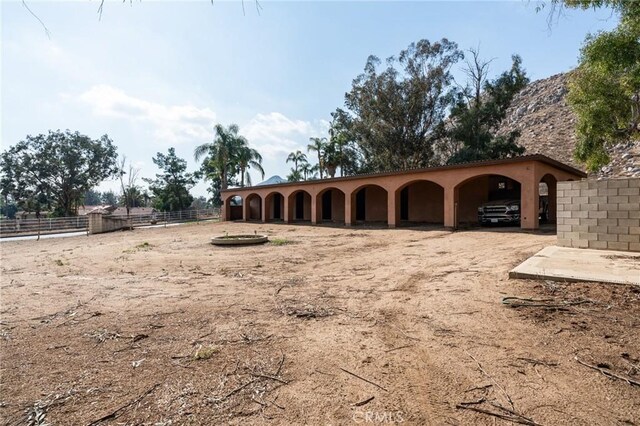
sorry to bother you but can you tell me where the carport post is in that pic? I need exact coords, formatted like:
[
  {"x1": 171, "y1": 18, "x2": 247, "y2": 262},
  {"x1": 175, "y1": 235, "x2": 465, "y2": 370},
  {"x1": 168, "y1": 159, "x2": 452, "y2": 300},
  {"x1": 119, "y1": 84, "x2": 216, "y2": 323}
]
[
  {"x1": 283, "y1": 195, "x2": 291, "y2": 224},
  {"x1": 443, "y1": 186, "x2": 456, "y2": 229},
  {"x1": 520, "y1": 176, "x2": 540, "y2": 230},
  {"x1": 387, "y1": 193, "x2": 397, "y2": 228},
  {"x1": 344, "y1": 195, "x2": 353, "y2": 226},
  {"x1": 311, "y1": 196, "x2": 318, "y2": 224},
  {"x1": 221, "y1": 201, "x2": 227, "y2": 221}
]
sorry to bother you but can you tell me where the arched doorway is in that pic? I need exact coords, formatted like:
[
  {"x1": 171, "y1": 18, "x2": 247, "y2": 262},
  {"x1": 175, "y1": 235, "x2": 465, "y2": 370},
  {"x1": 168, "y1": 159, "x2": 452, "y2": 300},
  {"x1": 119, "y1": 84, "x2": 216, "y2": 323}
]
[
  {"x1": 244, "y1": 193, "x2": 262, "y2": 221},
  {"x1": 265, "y1": 192, "x2": 285, "y2": 222},
  {"x1": 316, "y1": 188, "x2": 346, "y2": 224},
  {"x1": 350, "y1": 185, "x2": 388, "y2": 225},
  {"x1": 394, "y1": 180, "x2": 444, "y2": 226},
  {"x1": 455, "y1": 174, "x2": 522, "y2": 228},
  {"x1": 287, "y1": 190, "x2": 312, "y2": 222},
  {"x1": 224, "y1": 195, "x2": 244, "y2": 221}
]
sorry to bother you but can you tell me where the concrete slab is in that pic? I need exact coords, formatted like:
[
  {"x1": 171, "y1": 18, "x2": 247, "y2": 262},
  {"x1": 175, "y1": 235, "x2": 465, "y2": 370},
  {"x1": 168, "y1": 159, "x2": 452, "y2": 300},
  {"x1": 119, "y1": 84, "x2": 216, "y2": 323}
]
[{"x1": 509, "y1": 245, "x2": 640, "y2": 286}]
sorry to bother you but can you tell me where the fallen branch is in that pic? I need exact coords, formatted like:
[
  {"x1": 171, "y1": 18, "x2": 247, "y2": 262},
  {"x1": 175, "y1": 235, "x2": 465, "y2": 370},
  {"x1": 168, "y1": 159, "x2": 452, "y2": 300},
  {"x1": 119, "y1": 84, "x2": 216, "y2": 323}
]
[
  {"x1": 251, "y1": 373, "x2": 289, "y2": 384},
  {"x1": 353, "y1": 396, "x2": 375, "y2": 407},
  {"x1": 339, "y1": 368, "x2": 388, "y2": 392},
  {"x1": 456, "y1": 401, "x2": 541, "y2": 426},
  {"x1": 502, "y1": 297, "x2": 592, "y2": 310},
  {"x1": 517, "y1": 357, "x2": 559, "y2": 367},
  {"x1": 87, "y1": 383, "x2": 160, "y2": 426},
  {"x1": 464, "y1": 350, "x2": 514, "y2": 410},
  {"x1": 385, "y1": 345, "x2": 413, "y2": 353},
  {"x1": 575, "y1": 356, "x2": 640, "y2": 387}
]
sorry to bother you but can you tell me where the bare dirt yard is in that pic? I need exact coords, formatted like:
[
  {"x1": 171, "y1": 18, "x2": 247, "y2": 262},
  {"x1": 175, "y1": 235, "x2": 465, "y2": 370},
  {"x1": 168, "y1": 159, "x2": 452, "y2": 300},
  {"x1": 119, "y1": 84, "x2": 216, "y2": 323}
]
[{"x1": 1, "y1": 222, "x2": 639, "y2": 425}]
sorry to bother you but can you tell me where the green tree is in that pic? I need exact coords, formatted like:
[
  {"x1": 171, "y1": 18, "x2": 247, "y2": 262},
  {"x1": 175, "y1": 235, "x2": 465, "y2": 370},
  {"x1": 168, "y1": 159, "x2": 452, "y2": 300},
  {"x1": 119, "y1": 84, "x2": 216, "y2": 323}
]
[
  {"x1": 195, "y1": 123, "x2": 263, "y2": 205},
  {"x1": 83, "y1": 189, "x2": 102, "y2": 206},
  {"x1": 194, "y1": 124, "x2": 245, "y2": 192},
  {"x1": 329, "y1": 109, "x2": 364, "y2": 176},
  {"x1": 447, "y1": 53, "x2": 529, "y2": 164},
  {"x1": 145, "y1": 148, "x2": 196, "y2": 212},
  {"x1": 300, "y1": 161, "x2": 317, "y2": 180},
  {"x1": 542, "y1": 0, "x2": 640, "y2": 170},
  {"x1": 342, "y1": 39, "x2": 463, "y2": 171},
  {"x1": 286, "y1": 150, "x2": 307, "y2": 173},
  {"x1": 307, "y1": 137, "x2": 327, "y2": 179},
  {"x1": 101, "y1": 190, "x2": 118, "y2": 206},
  {"x1": 286, "y1": 168, "x2": 303, "y2": 182},
  {"x1": 0, "y1": 130, "x2": 119, "y2": 216},
  {"x1": 236, "y1": 144, "x2": 265, "y2": 187}
]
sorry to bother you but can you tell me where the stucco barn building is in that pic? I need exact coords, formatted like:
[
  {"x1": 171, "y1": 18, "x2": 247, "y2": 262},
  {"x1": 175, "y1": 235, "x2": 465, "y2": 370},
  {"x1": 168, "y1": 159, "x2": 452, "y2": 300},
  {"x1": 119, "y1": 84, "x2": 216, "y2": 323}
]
[{"x1": 220, "y1": 155, "x2": 586, "y2": 230}]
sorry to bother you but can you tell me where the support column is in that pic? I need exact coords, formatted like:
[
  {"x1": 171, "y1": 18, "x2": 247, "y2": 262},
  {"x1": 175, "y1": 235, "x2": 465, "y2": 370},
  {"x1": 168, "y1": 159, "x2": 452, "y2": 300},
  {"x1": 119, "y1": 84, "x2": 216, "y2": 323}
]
[
  {"x1": 345, "y1": 193, "x2": 353, "y2": 226},
  {"x1": 283, "y1": 195, "x2": 290, "y2": 224},
  {"x1": 521, "y1": 176, "x2": 539, "y2": 230},
  {"x1": 444, "y1": 185, "x2": 456, "y2": 229},
  {"x1": 311, "y1": 195, "x2": 318, "y2": 225},
  {"x1": 387, "y1": 190, "x2": 397, "y2": 228},
  {"x1": 221, "y1": 200, "x2": 228, "y2": 221},
  {"x1": 261, "y1": 198, "x2": 267, "y2": 223},
  {"x1": 243, "y1": 200, "x2": 249, "y2": 222}
]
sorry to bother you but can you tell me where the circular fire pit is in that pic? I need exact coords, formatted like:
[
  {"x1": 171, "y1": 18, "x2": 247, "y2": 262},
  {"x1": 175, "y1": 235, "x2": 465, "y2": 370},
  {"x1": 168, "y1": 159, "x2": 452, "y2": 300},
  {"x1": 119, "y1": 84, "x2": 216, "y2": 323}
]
[{"x1": 211, "y1": 234, "x2": 269, "y2": 246}]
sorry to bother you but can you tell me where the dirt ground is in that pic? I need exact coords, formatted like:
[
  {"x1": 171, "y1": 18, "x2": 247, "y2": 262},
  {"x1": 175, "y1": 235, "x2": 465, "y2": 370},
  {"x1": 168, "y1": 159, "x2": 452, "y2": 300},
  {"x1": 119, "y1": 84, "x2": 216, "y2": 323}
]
[{"x1": 1, "y1": 222, "x2": 638, "y2": 425}]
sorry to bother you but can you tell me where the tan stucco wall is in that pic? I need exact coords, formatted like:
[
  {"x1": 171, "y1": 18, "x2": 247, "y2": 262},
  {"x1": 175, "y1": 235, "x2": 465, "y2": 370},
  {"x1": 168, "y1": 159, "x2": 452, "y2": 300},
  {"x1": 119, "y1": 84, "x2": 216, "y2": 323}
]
[
  {"x1": 364, "y1": 185, "x2": 387, "y2": 222},
  {"x1": 405, "y1": 181, "x2": 445, "y2": 223},
  {"x1": 222, "y1": 157, "x2": 585, "y2": 230},
  {"x1": 331, "y1": 190, "x2": 345, "y2": 222}
]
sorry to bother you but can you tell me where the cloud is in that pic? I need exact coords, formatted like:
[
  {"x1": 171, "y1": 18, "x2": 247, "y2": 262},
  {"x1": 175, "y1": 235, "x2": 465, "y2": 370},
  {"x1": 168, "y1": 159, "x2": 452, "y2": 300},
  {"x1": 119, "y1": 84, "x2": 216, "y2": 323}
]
[
  {"x1": 243, "y1": 112, "x2": 328, "y2": 158},
  {"x1": 77, "y1": 85, "x2": 216, "y2": 144}
]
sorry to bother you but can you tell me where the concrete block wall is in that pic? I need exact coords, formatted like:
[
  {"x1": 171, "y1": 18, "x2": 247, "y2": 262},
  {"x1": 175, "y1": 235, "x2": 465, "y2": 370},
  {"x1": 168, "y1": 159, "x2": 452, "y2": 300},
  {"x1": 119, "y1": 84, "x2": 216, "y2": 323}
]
[
  {"x1": 557, "y1": 178, "x2": 640, "y2": 252},
  {"x1": 88, "y1": 213, "x2": 131, "y2": 235}
]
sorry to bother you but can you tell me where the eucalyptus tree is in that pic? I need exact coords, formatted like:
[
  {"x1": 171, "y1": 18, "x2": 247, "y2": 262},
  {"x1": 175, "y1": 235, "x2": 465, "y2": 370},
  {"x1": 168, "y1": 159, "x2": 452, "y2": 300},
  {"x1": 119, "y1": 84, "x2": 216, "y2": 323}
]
[{"x1": 342, "y1": 38, "x2": 463, "y2": 171}]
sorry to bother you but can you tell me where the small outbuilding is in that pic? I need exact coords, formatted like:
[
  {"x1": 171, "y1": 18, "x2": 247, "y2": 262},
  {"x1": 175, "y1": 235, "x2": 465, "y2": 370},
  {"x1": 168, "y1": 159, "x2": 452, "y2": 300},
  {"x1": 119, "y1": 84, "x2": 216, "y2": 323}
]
[{"x1": 220, "y1": 155, "x2": 586, "y2": 230}]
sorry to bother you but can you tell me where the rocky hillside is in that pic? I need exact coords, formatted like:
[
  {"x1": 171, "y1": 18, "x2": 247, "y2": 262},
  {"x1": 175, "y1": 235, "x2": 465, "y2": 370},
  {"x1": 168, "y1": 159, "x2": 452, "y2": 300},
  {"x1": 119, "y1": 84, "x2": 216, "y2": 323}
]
[{"x1": 497, "y1": 73, "x2": 640, "y2": 178}]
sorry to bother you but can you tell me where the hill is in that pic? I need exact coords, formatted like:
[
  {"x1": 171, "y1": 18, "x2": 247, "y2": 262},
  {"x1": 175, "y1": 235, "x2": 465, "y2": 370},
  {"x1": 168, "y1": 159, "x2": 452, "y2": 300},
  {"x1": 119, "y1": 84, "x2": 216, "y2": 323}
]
[{"x1": 497, "y1": 73, "x2": 640, "y2": 178}]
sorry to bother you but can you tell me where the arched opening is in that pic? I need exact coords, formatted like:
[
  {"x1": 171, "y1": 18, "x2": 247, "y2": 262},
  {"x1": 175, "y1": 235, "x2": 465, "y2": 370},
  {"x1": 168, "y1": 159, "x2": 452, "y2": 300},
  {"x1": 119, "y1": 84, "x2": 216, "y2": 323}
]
[
  {"x1": 287, "y1": 190, "x2": 312, "y2": 222},
  {"x1": 224, "y1": 195, "x2": 244, "y2": 221},
  {"x1": 316, "y1": 188, "x2": 346, "y2": 224},
  {"x1": 540, "y1": 174, "x2": 558, "y2": 225},
  {"x1": 350, "y1": 185, "x2": 388, "y2": 225},
  {"x1": 265, "y1": 192, "x2": 285, "y2": 222},
  {"x1": 394, "y1": 180, "x2": 444, "y2": 226},
  {"x1": 455, "y1": 174, "x2": 522, "y2": 228},
  {"x1": 244, "y1": 193, "x2": 262, "y2": 221}
]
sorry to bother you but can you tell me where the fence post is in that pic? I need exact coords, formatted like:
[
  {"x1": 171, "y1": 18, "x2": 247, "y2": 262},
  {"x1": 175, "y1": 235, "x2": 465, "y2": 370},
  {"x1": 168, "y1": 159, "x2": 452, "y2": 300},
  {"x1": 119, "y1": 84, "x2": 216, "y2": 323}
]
[
  {"x1": 49, "y1": 218, "x2": 52, "y2": 230},
  {"x1": 37, "y1": 218, "x2": 41, "y2": 241}
]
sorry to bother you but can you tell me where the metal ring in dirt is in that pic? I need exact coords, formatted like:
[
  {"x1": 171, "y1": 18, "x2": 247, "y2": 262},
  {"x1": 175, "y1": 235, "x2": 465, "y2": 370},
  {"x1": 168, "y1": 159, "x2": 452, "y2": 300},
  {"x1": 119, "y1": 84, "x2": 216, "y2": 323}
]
[{"x1": 211, "y1": 235, "x2": 269, "y2": 246}]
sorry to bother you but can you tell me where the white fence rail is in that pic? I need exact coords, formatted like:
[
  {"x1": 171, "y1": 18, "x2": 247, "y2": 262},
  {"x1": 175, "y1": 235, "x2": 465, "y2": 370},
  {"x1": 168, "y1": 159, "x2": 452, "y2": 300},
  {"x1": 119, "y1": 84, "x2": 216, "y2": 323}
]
[{"x1": 0, "y1": 208, "x2": 220, "y2": 237}]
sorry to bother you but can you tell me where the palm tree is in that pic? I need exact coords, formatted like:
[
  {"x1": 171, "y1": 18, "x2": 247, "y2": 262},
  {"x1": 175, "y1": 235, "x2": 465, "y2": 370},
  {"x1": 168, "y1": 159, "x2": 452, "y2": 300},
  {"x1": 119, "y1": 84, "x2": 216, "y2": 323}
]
[
  {"x1": 300, "y1": 161, "x2": 315, "y2": 180},
  {"x1": 307, "y1": 137, "x2": 327, "y2": 179},
  {"x1": 236, "y1": 144, "x2": 264, "y2": 187},
  {"x1": 286, "y1": 168, "x2": 302, "y2": 182},
  {"x1": 194, "y1": 124, "x2": 246, "y2": 191},
  {"x1": 286, "y1": 150, "x2": 307, "y2": 173}
]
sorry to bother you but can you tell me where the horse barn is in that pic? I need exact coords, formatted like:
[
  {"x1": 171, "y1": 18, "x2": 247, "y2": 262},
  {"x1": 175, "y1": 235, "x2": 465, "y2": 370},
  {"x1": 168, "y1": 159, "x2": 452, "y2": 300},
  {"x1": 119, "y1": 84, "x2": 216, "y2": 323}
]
[{"x1": 220, "y1": 155, "x2": 587, "y2": 230}]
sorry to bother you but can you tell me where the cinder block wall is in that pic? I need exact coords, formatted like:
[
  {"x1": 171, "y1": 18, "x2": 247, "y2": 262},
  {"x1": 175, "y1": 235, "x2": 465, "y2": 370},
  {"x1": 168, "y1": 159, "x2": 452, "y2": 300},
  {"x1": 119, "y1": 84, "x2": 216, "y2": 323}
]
[{"x1": 557, "y1": 178, "x2": 640, "y2": 252}]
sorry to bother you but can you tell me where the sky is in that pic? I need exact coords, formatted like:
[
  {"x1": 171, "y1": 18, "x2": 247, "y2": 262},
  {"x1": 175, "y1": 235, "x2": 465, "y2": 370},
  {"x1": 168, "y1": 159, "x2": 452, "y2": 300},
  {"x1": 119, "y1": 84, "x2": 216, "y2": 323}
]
[{"x1": 1, "y1": 0, "x2": 619, "y2": 197}]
